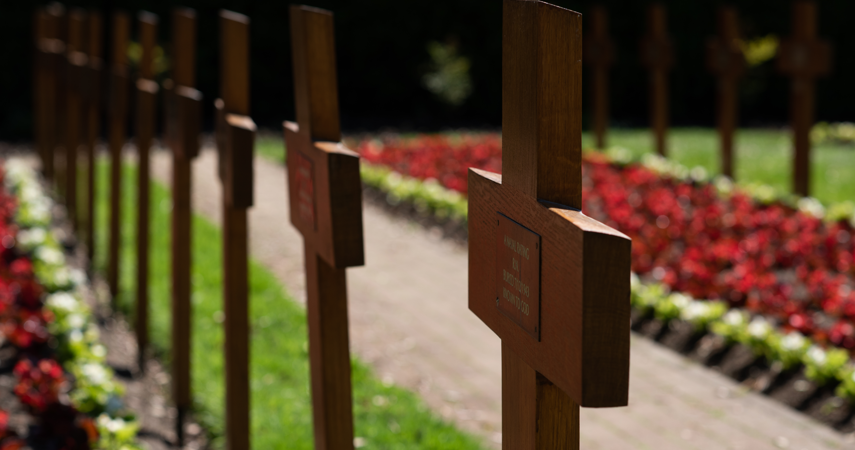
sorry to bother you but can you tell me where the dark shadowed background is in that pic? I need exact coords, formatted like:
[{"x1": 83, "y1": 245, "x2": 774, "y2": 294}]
[{"x1": 1, "y1": 0, "x2": 852, "y2": 140}]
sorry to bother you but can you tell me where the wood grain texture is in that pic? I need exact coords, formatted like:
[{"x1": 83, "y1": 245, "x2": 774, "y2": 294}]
[
  {"x1": 85, "y1": 11, "x2": 102, "y2": 266},
  {"x1": 217, "y1": 11, "x2": 255, "y2": 450},
  {"x1": 107, "y1": 11, "x2": 129, "y2": 300},
  {"x1": 224, "y1": 207, "x2": 250, "y2": 450},
  {"x1": 65, "y1": 10, "x2": 88, "y2": 229},
  {"x1": 775, "y1": 0, "x2": 832, "y2": 197},
  {"x1": 584, "y1": 6, "x2": 613, "y2": 150},
  {"x1": 220, "y1": 11, "x2": 250, "y2": 116},
  {"x1": 640, "y1": 3, "x2": 673, "y2": 157},
  {"x1": 290, "y1": 5, "x2": 341, "y2": 142},
  {"x1": 706, "y1": 7, "x2": 745, "y2": 179},
  {"x1": 135, "y1": 10, "x2": 159, "y2": 371},
  {"x1": 285, "y1": 123, "x2": 364, "y2": 268},
  {"x1": 286, "y1": 6, "x2": 362, "y2": 449},
  {"x1": 502, "y1": 0, "x2": 580, "y2": 209},
  {"x1": 305, "y1": 242, "x2": 354, "y2": 450},
  {"x1": 469, "y1": 169, "x2": 631, "y2": 407},
  {"x1": 166, "y1": 10, "x2": 200, "y2": 444},
  {"x1": 172, "y1": 9, "x2": 196, "y2": 89}
]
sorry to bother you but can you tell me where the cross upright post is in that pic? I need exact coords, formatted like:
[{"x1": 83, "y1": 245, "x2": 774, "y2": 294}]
[
  {"x1": 706, "y1": 6, "x2": 745, "y2": 179},
  {"x1": 468, "y1": 1, "x2": 631, "y2": 448},
  {"x1": 284, "y1": 6, "x2": 365, "y2": 450},
  {"x1": 107, "y1": 11, "x2": 130, "y2": 302},
  {"x1": 640, "y1": 3, "x2": 673, "y2": 157},
  {"x1": 213, "y1": 10, "x2": 256, "y2": 450},
  {"x1": 66, "y1": 9, "x2": 88, "y2": 231},
  {"x1": 165, "y1": 8, "x2": 202, "y2": 446},
  {"x1": 54, "y1": 8, "x2": 68, "y2": 194},
  {"x1": 776, "y1": 0, "x2": 831, "y2": 197},
  {"x1": 583, "y1": 5, "x2": 614, "y2": 150},
  {"x1": 85, "y1": 11, "x2": 103, "y2": 267},
  {"x1": 135, "y1": 12, "x2": 159, "y2": 374},
  {"x1": 33, "y1": 9, "x2": 47, "y2": 175}
]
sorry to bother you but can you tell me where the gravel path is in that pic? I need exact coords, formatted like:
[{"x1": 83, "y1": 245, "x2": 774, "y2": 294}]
[{"x1": 149, "y1": 146, "x2": 852, "y2": 449}]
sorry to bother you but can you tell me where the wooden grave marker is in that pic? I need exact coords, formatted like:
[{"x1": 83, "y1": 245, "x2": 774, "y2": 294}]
[
  {"x1": 33, "y1": 9, "x2": 48, "y2": 177},
  {"x1": 54, "y1": 7, "x2": 68, "y2": 194},
  {"x1": 583, "y1": 5, "x2": 614, "y2": 150},
  {"x1": 213, "y1": 10, "x2": 256, "y2": 450},
  {"x1": 640, "y1": 3, "x2": 673, "y2": 157},
  {"x1": 776, "y1": 0, "x2": 831, "y2": 197},
  {"x1": 164, "y1": 8, "x2": 202, "y2": 445},
  {"x1": 40, "y1": 5, "x2": 65, "y2": 185},
  {"x1": 283, "y1": 5, "x2": 364, "y2": 450},
  {"x1": 107, "y1": 11, "x2": 130, "y2": 301},
  {"x1": 85, "y1": 11, "x2": 103, "y2": 266},
  {"x1": 706, "y1": 6, "x2": 745, "y2": 180},
  {"x1": 66, "y1": 9, "x2": 88, "y2": 231},
  {"x1": 135, "y1": 12, "x2": 159, "y2": 373},
  {"x1": 468, "y1": 1, "x2": 631, "y2": 448}
]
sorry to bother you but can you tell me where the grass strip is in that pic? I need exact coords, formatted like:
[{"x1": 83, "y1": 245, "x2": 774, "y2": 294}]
[{"x1": 92, "y1": 159, "x2": 486, "y2": 449}]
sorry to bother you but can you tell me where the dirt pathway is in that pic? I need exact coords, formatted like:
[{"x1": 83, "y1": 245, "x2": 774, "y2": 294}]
[{"x1": 151, "y1": 147, "x2": 851, "y2": 449}]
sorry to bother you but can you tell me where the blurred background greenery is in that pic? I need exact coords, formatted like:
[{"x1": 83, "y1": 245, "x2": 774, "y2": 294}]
[{"x1": 1, "y1": 0, "x2": 853, "y2": 139}]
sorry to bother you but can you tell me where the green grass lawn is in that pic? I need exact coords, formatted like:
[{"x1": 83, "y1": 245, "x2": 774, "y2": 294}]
[
  {"x1": 584, "y1": 128, "x2": 855, "y2": 205},
  {"x1": 260, "y1": 128, "x2": 855, "y2": 206},
  {"x1": 92, "y1": 160, "x2": 486, "y2": 449}
]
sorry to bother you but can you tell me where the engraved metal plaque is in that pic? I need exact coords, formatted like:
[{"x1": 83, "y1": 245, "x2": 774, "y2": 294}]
[
  {"x1": 294, "y1": 151, "x2": 317, "y2": 229},
  {"x1": 496, "y1": 212, "x2": 541, "y2": 341}
]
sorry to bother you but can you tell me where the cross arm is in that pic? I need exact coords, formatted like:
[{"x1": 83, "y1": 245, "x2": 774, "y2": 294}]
[
  {"x1": 165, "y1": 85, "x2": 202, "y2": 160},
  {"x1": 223, "y1": 114, "x2": 257, "y2": 209},
  {"x1": 776, "y1": 39, "x2": 832, "y2": 78},
  {"x1": 284, "y1": 121, "x2": 364, "y2": 269},
  {"x1": 469, "y1": 168, "x2": 631, "y2": 407}
]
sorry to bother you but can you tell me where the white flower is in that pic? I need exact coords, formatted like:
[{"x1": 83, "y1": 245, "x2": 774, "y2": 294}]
[
  {"x1": 680, "y1": 301, "x2": 708, "y2": 321},
  {"x1": 747, "y1": 317, "x2": 771, "y2": 338},
  {"x1": 67, "y1": 314, "x2": 85, "y2": 330},
  {"x1": 53, "y1": 268, "x2": 71, "y2": 286},
  {"x1": 70, "y1": 269, "x2": 86, "y2": 286},
  {"x1": 47, "y1": 292, "x2": 78, "y2": 312},
  {"x1": 669, "y1": 293, "x2": 691, "y2": 310},
  {"x1": 723, "y1": 310, "x2": 745, "y2": 326},
  {"x1": 36, "y1": 247, "x2": 64, "y2": 265},
  {"x1": 806, "y1": 346, "x2": 827, "y2": 365},
  {"x1": 781, "y1": 332, "x2": 806, "y2": 351},
  {"x1": 97, "y1": 414, "x2": 126, "y2": 433},
  {"x1": 69, "y1": 330, "x2": 84, "y2": 343},
  {"x1": 81, "y1": 363, "x2": 109, "y2": 385},
  {"x1": 17, "y1": 228, "x2": 47, "y2": 248},
  {"x1": 798, "y1": 197, "x2": 826, "y2": 219}
]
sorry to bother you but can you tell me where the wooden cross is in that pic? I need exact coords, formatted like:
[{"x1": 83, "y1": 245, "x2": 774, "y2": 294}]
[
  {"x1": 776, "y1": 0, "x2": 831, "y2": 197},
  {"x1": 214, "y1": 10, "x2": 256, "y2": 450},
  {"x1": 107, "y1": 11, "x2": 129, "y2": 301},
  {"x1": 66, "y1": 9, "x2": 88, "y2": 232},
  {"x1": 164, "y1": 8, "x2": 202, "y2": 446},
  {"x1": 583, "y1": 5, "x2": 614, "y2": 150},
  {"x1": 34, "y1": 7, "x2": 57, "y2": 181},
  {"x1": 706, "y1": 6, "x2": 745, "y2": 179},
  {"x1": 284, "y1": 6, "x2": 364, "y2": 450},
  {"x1": 468, "y1": 1, "x2": 631, "y2": 448},
  {"x1": 33, "y1": 9, "x2": 48, "y2": 178},
  {"x1": 85, "y1": 11, "x2": 103, "y2": 267},
  {"x1": 134, "y1": 12, "x2": 158, "y2": 374},
  {"x1": 640, "y1": 3, "x2": 673, "y2": 157},
  {"x1": 54, "y1": 7, "x2": 68, "y2": 192}
]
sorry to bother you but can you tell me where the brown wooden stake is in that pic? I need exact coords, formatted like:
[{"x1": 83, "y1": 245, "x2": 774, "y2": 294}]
[
  {"x1": 85, "y1": 11, "x2": 103, "y2": 267},
  {"x1": 706, "y1": 6, "x2": 745, "y2": 179},
  {"x1": 33, "y1": 10, "x2": 45, "y2": 173},
  {"x1": 165, "y1": 8, "x2": 202, "y2": 445},
  {"x1": 583, "y1": 5, "x2": 614, "y2": 150},
  {"x1": 214, "y1": 11, "x2": 256, "y2": 450},
  {"x1": 640, "y1": 3, "x2": 673, "y2": 157},
  {"x1": 776, "y1": 0, "x2": 831, "y2": 197},
  {"x1": 283, "y1": 6, "x2": 365, "y2": 450},
  {"x1": 55, "y1": 9, "x2": 69, "y2": 196},
  {"x1": 66, "y1": 9, "x2": 88, "y2": 232},
  {"x1": 135, "y1": 12, "x2": 159, "y2": 374},
  {"x1": 107, "y1": 12, "x2": 129, "y2": 302},
  {"x1": 468, "y1": 2, "x2": 631, "y2": 448}
]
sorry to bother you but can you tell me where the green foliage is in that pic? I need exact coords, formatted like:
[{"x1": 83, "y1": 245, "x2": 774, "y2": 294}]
[
  {"x1": 93, "y1": 161, "x2": 486, "y2": 449},
  {"x1": 803, "y1": 346, "x2": 849, "y2": 386},
  {"x1": 422, "y1": 41, "x2": 473, "y2": 107}
]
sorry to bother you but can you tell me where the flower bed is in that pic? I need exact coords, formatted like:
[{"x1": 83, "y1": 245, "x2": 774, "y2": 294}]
[
  {"x1": 0, "y1": 161, "x2": 140, "y2": 449},
  {"x1": 354, "y1": 134, "x2": 855, "y2": 419}
]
